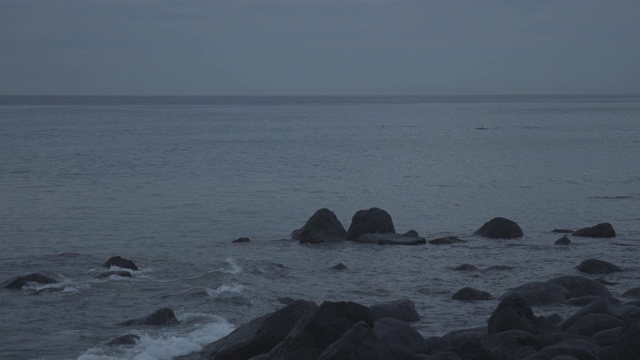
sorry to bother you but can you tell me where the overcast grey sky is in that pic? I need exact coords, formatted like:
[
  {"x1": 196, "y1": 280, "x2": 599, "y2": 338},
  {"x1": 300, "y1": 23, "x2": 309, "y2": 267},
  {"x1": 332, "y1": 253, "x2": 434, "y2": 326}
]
[{"x1": 1, "y1": 0, "x2": 639, "y2": 95}]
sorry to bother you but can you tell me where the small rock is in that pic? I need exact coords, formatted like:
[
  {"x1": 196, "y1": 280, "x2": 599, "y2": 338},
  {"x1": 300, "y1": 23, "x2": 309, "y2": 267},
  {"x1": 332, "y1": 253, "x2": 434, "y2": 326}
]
[
  {"x1": 103, "y1": 256, "x2": 138, "y2": 271},
  {"x1": 119, "y1": 308, "x2": 179, "y2": 326},
  {"x1": 474, "y1": 217, "x2": 523, "y2": 239},
  {"x1": 232, "y1": 237, "x2": 251, "y2": 243},
  {"x1": 552, "y1": 229, "x2": 574, "y2": 233},
  {"x1": 108, "y1": 334, "x2": 140, "y2": 346},
  {"x1": 454, "y1": 264, "x2": 479, "y2": 272},
  {"x1": 1, "y1": 273, "x2": 58, "y2": 289},
  {"x1": 330, "y1": 263, "x2": 348, "y2": 271},
  {"x1": 572, "y1": 223, "x2": 616, "y2": 238},
  {"x1": 95, "y1": 271, "x2": 132, "y2": 279},
  {"x1": 555, "y1": 235, "x2": 572, "y2": 245},
  {"x1": 576, "y1": 259, "x2": 622, "y2": 274},
  {"x1": 452, "y1": 287, "x2": 492, "y2": 301},
  {"x1": 346, "y1": 207, "x2": 395, "y2": 240},
  {"x1": 291, "y1": 208, "x2": 347, "y2": 244},
  {"x1": 369, "y1": 299, "x2": 420, "y2": 322},
  {"x1": 429, "y1": 236, "x2": 468, "y2": 245}
]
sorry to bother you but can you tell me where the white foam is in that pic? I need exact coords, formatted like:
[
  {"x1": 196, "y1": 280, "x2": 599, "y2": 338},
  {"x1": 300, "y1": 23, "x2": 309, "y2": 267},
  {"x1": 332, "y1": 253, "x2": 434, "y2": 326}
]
[
  {"x1": 217, "y1": 257, "x2": 243, "y2": 275},
  {"x1": 206, "y1": 283, "x2": 244, "y2": 296},
  {"x1": 77, "y1": 318, "x2": 235, "y2": 360}
]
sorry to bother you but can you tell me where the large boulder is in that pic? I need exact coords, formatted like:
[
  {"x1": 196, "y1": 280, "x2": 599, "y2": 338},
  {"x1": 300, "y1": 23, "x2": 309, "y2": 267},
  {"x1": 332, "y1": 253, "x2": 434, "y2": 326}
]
[
  {"x1": 576, "y1": 259, "x2": 622, "y2": 274},
  {"x1": 291, "y1": 208, "x2": 347, "y2": 244},
  {"x1": 501, "y1": 282, "x2": 569, "y2": 305},
  {"x1": 488, "y1": 297, "x2": 556, "y2": 335},
  {"x1": 369, "y1": 299, "x2": 420, "y2": 322},
  {"x1": 103, "y1": 256, "x2": 138, "y2": 271},
  {"x1": 600, "y1": 321, "x2": 640, "y2": 360},
  {"x1": 259, "y1": 301, "x2": 374, "y2": 360},
  {"x1": 572, "y1": 223, "x2": 616, "y2": 238},
  {"x1": 354, "y1": 232, "x2": 426, "y2": 245},
  {"x1": 197, "y1": 300, "x2": 316, "y2": 360},
  {"x1": 481, "y1": 330, "x2": 546, "y2": 360},
  {"x1": 318, "y1": 318, "x2": 425, "y2": 360},
  {"x1": 474, "y1": 217, "x2": 523, "y2": 239},
  {"x1": 1, "y1": 273, "x2": 58, "y2": 289},
  {"x1": 442, "y1": 327, "x2": 487, "y2": 360},
  {"x1": 119, "y1": 308, "x2": 179, "y2": 326},
  {"x1": 548, "y1": 275, "x2": 612, "y2": 299},
  {"x1": 346, "y1": 208, "x2": 395, "y2": 240}
]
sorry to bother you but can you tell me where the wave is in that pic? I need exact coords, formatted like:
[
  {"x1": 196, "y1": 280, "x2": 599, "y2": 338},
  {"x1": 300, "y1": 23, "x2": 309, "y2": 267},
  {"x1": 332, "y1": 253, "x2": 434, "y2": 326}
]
[
  {"x1": 217, "y1": 257, "x2": 243, "y2": 275},
  {"x1": 76, "y1": 317, "x2": 234, "y2": 360}
]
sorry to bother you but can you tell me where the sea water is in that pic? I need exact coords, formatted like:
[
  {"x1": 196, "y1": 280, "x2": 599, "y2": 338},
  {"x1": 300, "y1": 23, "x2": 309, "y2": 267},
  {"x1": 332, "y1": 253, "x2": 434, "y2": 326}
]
[{"x1": 0, "y1": 95, "x2": 639, "y2": 359}]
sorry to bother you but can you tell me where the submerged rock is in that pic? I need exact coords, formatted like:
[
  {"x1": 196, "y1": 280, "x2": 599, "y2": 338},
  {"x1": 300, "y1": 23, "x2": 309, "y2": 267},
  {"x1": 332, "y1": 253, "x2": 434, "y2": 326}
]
[
  {"x1": 291, "y1": 208, "x2": 347, "y2": 244},
  {"x1": 429, "y1": 236, "x2": 468, "y2": 245},
  {"x1": 95, "y1": 271, "x2": 132, "y2": 279},
  {"x1": 330, "y1": 263, "x2": 348, "y2": 271},
  {"x1": 232, "y1": 237, "x2": 251, "y2": 243},
  {"x1": 452, "y1": 287, "x2": 492, "y2": 301},
  {"x1": 453, "y1": 264, "x2": 479, "y2": 272},
  {"x1": 354, "y1": 232, "x2": 426, "y2": 245},
  {"x1": 572, "y1": 222, "x2": 616, "y2": 238},
  {"x1": 346, "y1": 207, "x2": 395, "y2": 240},
  {"x1": 549, "y1": 275, "x2": 612, "y2": 299},
  {"x1": 119, "y1": 308, "x2": 179, "y2": 326},
  {"x1": 1, "y1": 273, "x2": 58, "y2": 289},
  {"x1": 555, "y1": 235, "x2": 572, "y2": 245},
  {"x1": 474, "y1": 217, "x2": 523, "y2": 239},
  {"x1": 103, "y1": 256, "x2": 138, "y2": 271},
  {"x1": 108, "y1": 334, "x2": 140, "y2": 346},
  {"x1": 576, "y1": 259, "x2": 622, "y2": 274}
]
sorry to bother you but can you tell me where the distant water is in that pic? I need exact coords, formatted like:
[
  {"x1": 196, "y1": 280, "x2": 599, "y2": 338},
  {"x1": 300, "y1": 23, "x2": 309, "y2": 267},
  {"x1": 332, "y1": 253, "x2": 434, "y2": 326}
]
[{"x1": 1, "y1": 95, "x2": 639, "y2": 360}]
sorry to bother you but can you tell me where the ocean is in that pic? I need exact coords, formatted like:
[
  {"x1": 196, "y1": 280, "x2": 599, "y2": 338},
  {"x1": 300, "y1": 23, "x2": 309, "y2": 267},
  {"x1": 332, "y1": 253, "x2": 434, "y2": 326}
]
[{"x1": 0, "y1": 95, "x2": 639, "y2": 359}]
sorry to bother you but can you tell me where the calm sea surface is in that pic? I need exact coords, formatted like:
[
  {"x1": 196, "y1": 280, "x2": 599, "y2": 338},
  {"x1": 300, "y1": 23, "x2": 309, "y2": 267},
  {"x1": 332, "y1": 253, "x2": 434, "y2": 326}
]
[{"x1": 1, "y1": 95, "x2": 639, "y2": 359}]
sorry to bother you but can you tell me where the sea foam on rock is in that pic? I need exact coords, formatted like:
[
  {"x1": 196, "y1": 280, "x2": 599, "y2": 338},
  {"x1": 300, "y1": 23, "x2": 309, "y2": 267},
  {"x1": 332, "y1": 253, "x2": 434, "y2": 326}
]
[
  {"x1": 103, "y1": 256, "x2": 138, "y2": 271},
  {"x1": 1, "y1": 272, "x2": 58, "y2": 289}
]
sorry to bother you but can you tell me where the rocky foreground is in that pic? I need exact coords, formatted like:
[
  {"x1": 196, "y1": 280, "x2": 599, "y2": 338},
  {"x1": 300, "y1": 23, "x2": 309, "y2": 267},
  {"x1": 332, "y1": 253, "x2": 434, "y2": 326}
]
[{"x1": 170, "y1": 287, "x2": 640, "y2": 360}]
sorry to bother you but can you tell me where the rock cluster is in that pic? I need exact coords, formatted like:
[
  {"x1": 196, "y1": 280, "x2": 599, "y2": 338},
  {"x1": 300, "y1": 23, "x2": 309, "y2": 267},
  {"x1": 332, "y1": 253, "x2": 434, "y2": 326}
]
[{"x1": 177, "y1": 289, "x2": 640, "y2": 360}]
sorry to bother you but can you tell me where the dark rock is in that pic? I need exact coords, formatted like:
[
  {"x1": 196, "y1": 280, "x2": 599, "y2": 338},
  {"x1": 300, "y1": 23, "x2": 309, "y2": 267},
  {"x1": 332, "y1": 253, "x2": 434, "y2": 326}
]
[
  {"x1": 481, "y1": 330, "x2": 546, "y2": 360},
  {"x1": 453, "y1": 264, "x2": 479, "y2": 272},
  {"x1": 403, "y1": 229, "x2": 419, "y2": 237},
  {"x1": 261, "y1": 301, "x2": 374, "y2": 360},
  {"x1": 591, "y1": 327, "x2": 622, "y2": 347},
  {"x1": 318, "y1": 318, "x2": 425, "y2": 360},
  {"x1": 555, "y1": 235, "x2": 572, "y2": 245},
  {"x1": 1, "y1": 273, "x2": 58, "y2": 289},
  {"x1": 422, "y1": 335, "x2": 452, "y2": 355},
  {"x1": 563, "y1": 313, "x2": 622, "y2": 337},
  {"x1": 429, "y1": 236, "x2": 468, "y2": 245},
  {"x1": 559, "y1": 297, "x2": 620, "y2": 331},
  {"x1": 565, "y1": 296, "x2": 614, "y2": 307},
  {"x1": 442, "y1": 327, "x2": 487, "y2": 360},
  {"x1": 501, "y1": 282, "x2": 568, "y2": 305},
  {"x1": 330, "y1": 263, "x2": 347, "y2": 271},
  {"x1": 484, "y1": 265, "x2": 514, "y2": 271},
  {"x1": 576, "y1": 258, "x2": 622, "y2": 274},
  {"x1": 108, "y1": 334, "x2": 140, "y2": 346},
  {"x1": 198, "y1": 300, "x2": 316, "y2": 360},
  {"x1": 488, "y1": 297, "x2": 556, "y2": 335},
  {"x1": 369, "y1": 299, "x2": 420, "y2": 322},
  {"x1": 346, "y1": 208, "x2": 395, "y2": 240},
  {"x1": 452, "y1": 287, "x2": 492, "y2": 301},
  {"x1": 596, "y1": 278, "x2": 618, "y2": 286},
  {"x1": 95, "y1": 271, "x2": 132, "y2": 279},
  {"x1": 119, "y1": 308, "x2": 179, "y2": 326},
  {"x1": 103, "y1": 256, "x2": 139, "y2": 271},
  {"x1": 354, "y1": 232, "x2": 426, "y2": 245},
  {"x1": 277, "y1": 297, "x2": 297, "y2": 305},
  {"x1": 291, "y1": 208, "x2": 347, "y2": 244},
  {"x1": 572, "y1": 222, "x2": 616, "y2": 238},
  {"x1": 232, "y1": 237, "x2": 251, "y2": 243},
  {"x1": 549, "y1": 275, "x2": 612, "y2": 299},
  {"x1": 316, "y1": 321, "x2": 379, "y2": 360},
  {"x1": 622, "y1": 287, "x2": 640, "y2": 298},
  {"x1": 552, "y1": 229, "x2": 574, "y2": 233},
  {"x1": 474, "y1": 217, "x2": 523, "y2": 239},
  {"x1": 412, "y1": 353, "x2": 462, "y2": 360},
  {"x1": 525, "y1": 343, "x2": 601, "y2": 360}
]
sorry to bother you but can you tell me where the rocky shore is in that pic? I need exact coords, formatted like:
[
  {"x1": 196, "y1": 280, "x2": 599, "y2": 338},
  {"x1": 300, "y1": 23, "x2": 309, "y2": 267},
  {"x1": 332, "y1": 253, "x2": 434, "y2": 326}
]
[{"x1": 2, "y1": 207, "x2": 632, "y2": 360}]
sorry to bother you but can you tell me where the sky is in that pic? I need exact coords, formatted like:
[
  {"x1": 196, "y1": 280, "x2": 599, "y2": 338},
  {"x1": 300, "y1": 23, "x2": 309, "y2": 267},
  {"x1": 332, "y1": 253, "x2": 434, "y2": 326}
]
[{"x1": 1, "y1": 0, "x2": 639, "y2": 96}]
